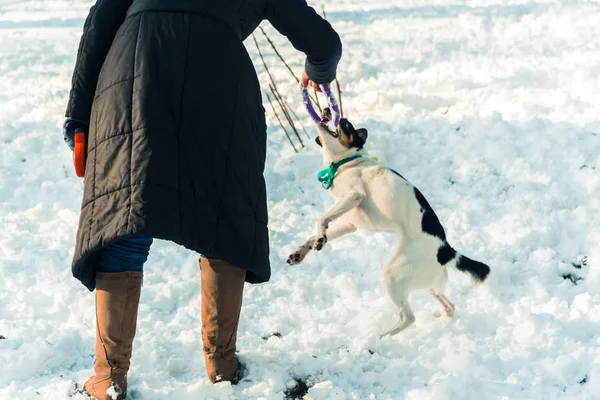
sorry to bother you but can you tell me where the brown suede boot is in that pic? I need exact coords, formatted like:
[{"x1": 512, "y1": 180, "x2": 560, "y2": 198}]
[
  {"x1": 84, "y1": 271, "x2": 143, "y2": 400},
  {"x1": 200, "y1": 257, "x2": 246, "y2": 383}
]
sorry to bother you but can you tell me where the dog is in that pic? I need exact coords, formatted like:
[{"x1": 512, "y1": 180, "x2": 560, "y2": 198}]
[{"x1": 287, "y1": 111, "x2": 490, "y2": 337}]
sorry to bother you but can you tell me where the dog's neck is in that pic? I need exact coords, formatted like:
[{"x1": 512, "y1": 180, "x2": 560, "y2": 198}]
[{"x1": 323, "y1": 147, "x2": 368, "y2": 167}]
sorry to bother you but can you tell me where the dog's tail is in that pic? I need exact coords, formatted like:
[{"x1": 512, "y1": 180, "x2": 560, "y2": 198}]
[{"x1": 453, "y1": 251, "x2": 490, "y2": 283}]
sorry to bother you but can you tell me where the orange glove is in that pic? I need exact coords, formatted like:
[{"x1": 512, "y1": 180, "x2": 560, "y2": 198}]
[{"x1": 73, "y1": 129, "x2": 86, "y2": 178}]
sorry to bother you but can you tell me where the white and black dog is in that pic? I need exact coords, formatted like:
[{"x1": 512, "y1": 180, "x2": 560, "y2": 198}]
[{"x1": 287, "y1": 111, "x2": 490, "y2": 337}]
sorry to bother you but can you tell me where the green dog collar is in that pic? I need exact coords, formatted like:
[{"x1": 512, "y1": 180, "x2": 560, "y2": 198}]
[{"x1": 317, "y1": 154, "x2": 362, "y2": 189}]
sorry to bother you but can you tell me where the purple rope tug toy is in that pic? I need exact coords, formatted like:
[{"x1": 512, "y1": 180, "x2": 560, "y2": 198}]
[{"x1": 302, "y1": 84, "x2": 341, "y2": 127}]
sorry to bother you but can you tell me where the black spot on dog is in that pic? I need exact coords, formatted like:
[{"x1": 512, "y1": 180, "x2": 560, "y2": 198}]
[
  {"x1": 0, "y1": 335, "x2": 6, "y2": 340},
  {"x1": 580, "y1": 375, "x2": 588, "y2": 385},
  {"x1": 388, "y1": 168, "x2": 407, "y2": 181},
  {"x1": 437, "y1": 242, "x2": 456, "y2": 265},
  {"x1": 413, "y1": 188, "x2": 446, "y2": 241},
  {"x1": 285, "y1": 378, "x2": 311, "y2": 399}
]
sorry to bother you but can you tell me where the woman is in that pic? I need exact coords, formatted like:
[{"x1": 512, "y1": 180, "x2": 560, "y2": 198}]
[{"x1": 63, "y1": 0, "x2": 341, "y2": 398}]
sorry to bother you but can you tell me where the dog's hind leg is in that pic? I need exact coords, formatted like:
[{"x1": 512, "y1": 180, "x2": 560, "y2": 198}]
[
  {"x1": 429, "y1": 268, "x2": 455, "y2": 317},
  {"x1": 429, "y1": 290, "x2": 455, "y2": 317},
  {"x1": 380, "y1": 285, "x2": 415, "y2": 337},
  {"x1": 381, "y1": 251, "x2": 416, "y2": 337}
]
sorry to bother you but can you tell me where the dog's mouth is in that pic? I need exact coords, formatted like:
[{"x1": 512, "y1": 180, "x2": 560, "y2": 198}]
[
  {"x1": 319, "y1": 107, "x2": 339, "y2": 138},
  {"x1": 317, "y1": 123, "x2": 339, "y2": 139}
]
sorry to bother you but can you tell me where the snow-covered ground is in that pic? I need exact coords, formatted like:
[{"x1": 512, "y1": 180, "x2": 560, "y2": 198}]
[{"x1": 1, "y1": 0, "x2": 600, "y2": 398}]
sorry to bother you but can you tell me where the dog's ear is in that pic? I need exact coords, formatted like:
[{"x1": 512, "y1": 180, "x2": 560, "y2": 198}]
[
  {"x1": 355, "y1": 128, "x2": 368, "y2": 147},
  {"x1": 315, "y1": 136, "x2": 323, "y2": 147}
]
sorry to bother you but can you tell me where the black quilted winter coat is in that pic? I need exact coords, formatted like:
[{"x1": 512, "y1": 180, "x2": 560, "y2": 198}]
[{"x1": 65, "y1": 0, "x2": 342, "y2": 291}]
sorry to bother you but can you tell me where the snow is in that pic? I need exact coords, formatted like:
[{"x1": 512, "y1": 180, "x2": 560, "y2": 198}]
[{"x1": 1, "y1": 0, "x2": 600, "y2": 398}]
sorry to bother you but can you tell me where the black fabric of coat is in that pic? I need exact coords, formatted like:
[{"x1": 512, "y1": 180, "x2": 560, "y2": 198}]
[{"x1": 65, "y1": 0, "x2": 342, "y2": 291}]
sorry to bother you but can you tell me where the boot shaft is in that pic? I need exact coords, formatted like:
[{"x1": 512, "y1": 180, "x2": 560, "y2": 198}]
[
  {"x1": 200, "y1": 258, "x2": 245, "y2": 382},
  {"x1": 95, "y1": 271, "x2": 143, "y2": 371},
  {"x1": 86, "y1": 271, "x2": 143, "y2": 400}
]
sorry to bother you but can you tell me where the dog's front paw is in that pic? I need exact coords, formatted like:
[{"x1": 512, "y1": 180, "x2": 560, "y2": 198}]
[
  {"x1": 313, "y1": 235, "x2": 328, "y2": 251},
  {"x1": 287, "y1": 248, "x2": 307, "y2": 265}
]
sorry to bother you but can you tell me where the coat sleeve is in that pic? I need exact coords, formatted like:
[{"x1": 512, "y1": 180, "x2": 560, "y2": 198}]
[
  {"x1": 264, "y1": 0, "x2": 342, "y2": 84},
  {"x1": 65, "y1": 0, "x2": 133, "y2": 122}
]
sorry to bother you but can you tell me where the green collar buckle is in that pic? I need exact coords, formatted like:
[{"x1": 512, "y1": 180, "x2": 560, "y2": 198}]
[{"x1": 317, "y1": 154, "x2": 362, "y2": 189}]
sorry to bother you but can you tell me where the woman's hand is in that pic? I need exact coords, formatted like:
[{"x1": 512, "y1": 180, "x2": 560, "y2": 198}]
[
  {"x1": 301, "y1": 70, "x2": 329, "y2": 93},
  {"x1": 63, "y1": 118, "x2": 89, "y2": 150}
]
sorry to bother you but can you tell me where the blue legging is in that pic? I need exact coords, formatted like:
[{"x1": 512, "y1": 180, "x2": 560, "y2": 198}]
[{"x1": 97, "y1": 236, "x2": 153, "y2": 272}]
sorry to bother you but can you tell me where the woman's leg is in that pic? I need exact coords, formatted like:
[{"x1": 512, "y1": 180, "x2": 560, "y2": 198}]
[
  {"x1": 85, "y1": 237, "x2": 152, "y2": 400},
  {"x1": 200, "y1": 257, "x2": 246, "y2": 383}
]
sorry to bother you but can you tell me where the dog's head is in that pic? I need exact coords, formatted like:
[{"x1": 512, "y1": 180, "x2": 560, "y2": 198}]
[{"x1": 315, "y1": 108, "x2": 368, "y2": 155}]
